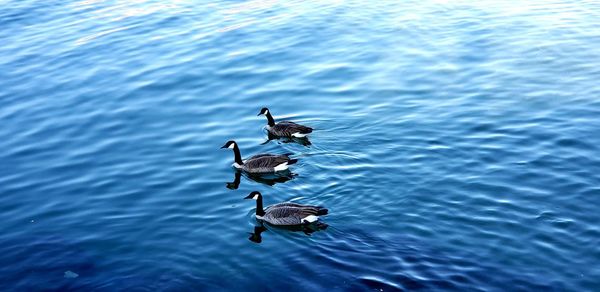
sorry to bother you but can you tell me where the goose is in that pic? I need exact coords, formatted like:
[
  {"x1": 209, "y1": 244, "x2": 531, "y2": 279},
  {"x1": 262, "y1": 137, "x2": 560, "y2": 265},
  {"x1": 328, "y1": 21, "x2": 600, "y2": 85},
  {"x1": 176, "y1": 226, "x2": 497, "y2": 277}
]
[
  {"x1": 257, "y1": 108, "x2": 313, "y2": 138},
  {"x1": 221, "y1": 140, "x2": 297, "y2": 173},
  {"x1": 244, "y1": 191, "x2": 328, "y2": 226}
]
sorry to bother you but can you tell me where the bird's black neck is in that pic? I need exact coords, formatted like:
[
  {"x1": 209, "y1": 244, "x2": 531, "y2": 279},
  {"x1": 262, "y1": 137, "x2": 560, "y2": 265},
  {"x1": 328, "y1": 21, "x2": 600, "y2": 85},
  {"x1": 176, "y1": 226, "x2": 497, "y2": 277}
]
[
  {"x1": 265, "y1": 112, "x2": 276, "y2": 127},
  {"x1": 232, "y1": 144, "x2": 243, "y2": 165},
  {"x1": 256, "y1": 195, "x2": 265, "y2": 216}
]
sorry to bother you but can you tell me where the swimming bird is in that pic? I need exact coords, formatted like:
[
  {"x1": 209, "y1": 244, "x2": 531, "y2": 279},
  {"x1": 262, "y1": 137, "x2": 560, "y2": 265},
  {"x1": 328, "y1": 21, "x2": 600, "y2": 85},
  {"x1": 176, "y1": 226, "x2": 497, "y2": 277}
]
[
  {"x1": 244, "y1": 191, "x2": 328, "y2": 226},
  {"x1": 257, "y1": 107, "x2": 313, "y2": 138},
  {"x1": 221, "y1": 140, "x2": 297, "y2": 173}
]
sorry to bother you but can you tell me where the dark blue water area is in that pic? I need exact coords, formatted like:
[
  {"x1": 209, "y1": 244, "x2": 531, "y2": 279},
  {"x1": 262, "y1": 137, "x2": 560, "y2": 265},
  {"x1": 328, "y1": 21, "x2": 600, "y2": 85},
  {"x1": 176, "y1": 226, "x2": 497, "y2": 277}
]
[{"x1": 1, "y1": 0, "x2": 600, "y2": 290}]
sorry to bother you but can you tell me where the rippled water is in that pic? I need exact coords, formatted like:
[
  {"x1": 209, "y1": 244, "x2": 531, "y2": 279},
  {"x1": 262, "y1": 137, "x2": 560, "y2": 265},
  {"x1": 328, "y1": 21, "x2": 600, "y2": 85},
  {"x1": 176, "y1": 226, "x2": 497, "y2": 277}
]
[{"x1": 1, "y1": 0, "x2": 600, "y2": 290}]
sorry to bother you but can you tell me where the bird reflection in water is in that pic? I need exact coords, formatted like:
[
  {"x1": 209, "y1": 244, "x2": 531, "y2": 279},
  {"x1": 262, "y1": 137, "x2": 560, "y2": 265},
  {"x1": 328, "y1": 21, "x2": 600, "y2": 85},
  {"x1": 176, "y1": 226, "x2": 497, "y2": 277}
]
[
  {"x1": 261, "y1": 132, "x2": 312, "y2": 147},
  {"x1": 248, "y1": 225, "x2": 267, "y2": 243},
  {"x1": 226, "y1": 170, "x2": 297, "y2": 190},
  {"x1": 247, "y1": 222, "x2": 328, "y2": 244}
]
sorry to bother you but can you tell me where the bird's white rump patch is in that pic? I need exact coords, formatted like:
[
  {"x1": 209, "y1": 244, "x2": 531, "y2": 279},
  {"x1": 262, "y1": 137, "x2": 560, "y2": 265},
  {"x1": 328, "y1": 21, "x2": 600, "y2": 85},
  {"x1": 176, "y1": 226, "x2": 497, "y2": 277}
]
[
  {"x1": 291, "y1": 132, "x2": 308, "y2": 138},
  {"x1": 274, "y1": 162, "x2": 289, "y2": 171},
  {"x1": 302, "y1": 215, "x2": 319, "y2": 223}
]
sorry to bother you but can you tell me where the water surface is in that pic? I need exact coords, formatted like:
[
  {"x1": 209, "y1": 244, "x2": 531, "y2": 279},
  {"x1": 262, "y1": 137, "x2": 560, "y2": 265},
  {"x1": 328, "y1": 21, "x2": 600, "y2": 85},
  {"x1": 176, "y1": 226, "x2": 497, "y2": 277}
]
[{"x1": 1, "y1": 0, "x2": 600, "y2": 290}]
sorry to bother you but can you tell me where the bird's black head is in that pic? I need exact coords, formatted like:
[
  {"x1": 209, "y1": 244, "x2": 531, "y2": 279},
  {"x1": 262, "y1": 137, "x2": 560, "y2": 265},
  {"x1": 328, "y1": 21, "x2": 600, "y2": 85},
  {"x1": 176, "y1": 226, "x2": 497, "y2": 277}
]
[
  {"x1": 244, "y1": 191, "x2": 261, "y2": 200},
  {"x1": 221, "y1": 140, "x2": 237, "y2": 149},
  {"x1": 257, "y1": 107, "x2": 270, "y2": 116}
]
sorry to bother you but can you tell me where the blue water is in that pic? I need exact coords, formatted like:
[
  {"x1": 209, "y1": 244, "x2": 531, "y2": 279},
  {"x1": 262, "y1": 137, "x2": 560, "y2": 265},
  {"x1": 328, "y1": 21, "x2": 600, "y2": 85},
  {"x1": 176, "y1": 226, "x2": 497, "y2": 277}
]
[{"x1": 1, "y1": 0, "x2": 600, "y2": 290}]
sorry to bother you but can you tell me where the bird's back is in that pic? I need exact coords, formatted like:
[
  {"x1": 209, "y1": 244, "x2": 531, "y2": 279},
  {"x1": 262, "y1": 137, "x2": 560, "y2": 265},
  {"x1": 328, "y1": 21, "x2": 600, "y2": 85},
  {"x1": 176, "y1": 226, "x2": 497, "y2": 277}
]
[
  {"x1": 261, "y1": 203, "x2": 326, "y2": 225},
  {"x1": 271, "y1": 121, "x2": 313, "y2": 137},
  {"x1": 244, "y1": 154, "x2": 289, "y2": 169}
]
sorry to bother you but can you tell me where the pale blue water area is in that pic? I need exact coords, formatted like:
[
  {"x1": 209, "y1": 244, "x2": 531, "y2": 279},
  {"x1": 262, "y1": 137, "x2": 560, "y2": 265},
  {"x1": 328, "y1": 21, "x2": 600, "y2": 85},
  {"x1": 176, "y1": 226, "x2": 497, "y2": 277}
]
[{"x1": 1, "y1": 0, "x2": 600, "y2": 290}]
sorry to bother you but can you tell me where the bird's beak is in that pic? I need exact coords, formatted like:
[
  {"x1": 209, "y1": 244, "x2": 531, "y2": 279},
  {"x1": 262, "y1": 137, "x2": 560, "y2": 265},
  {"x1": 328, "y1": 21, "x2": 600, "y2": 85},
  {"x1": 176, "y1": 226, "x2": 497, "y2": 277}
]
[
  {"x1": 220, "y1": 145, "x2": 227, "y2": 149},
  {"x1": 257, "y1": 113, "x2": 262, "y2": 116},
  {"x1": 244, "y1": 194, "x2": 254, "y2": 199}
]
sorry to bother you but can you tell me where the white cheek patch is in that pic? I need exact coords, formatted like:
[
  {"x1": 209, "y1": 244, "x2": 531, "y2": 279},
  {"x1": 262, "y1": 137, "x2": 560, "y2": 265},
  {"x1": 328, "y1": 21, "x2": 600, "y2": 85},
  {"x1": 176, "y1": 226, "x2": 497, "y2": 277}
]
[
  {"x1": 252, "y1": 194, "x2": 259, "y2": 200},
  {"x1": 228, "y1": 143, "x2": 235, "y2": 149}
]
